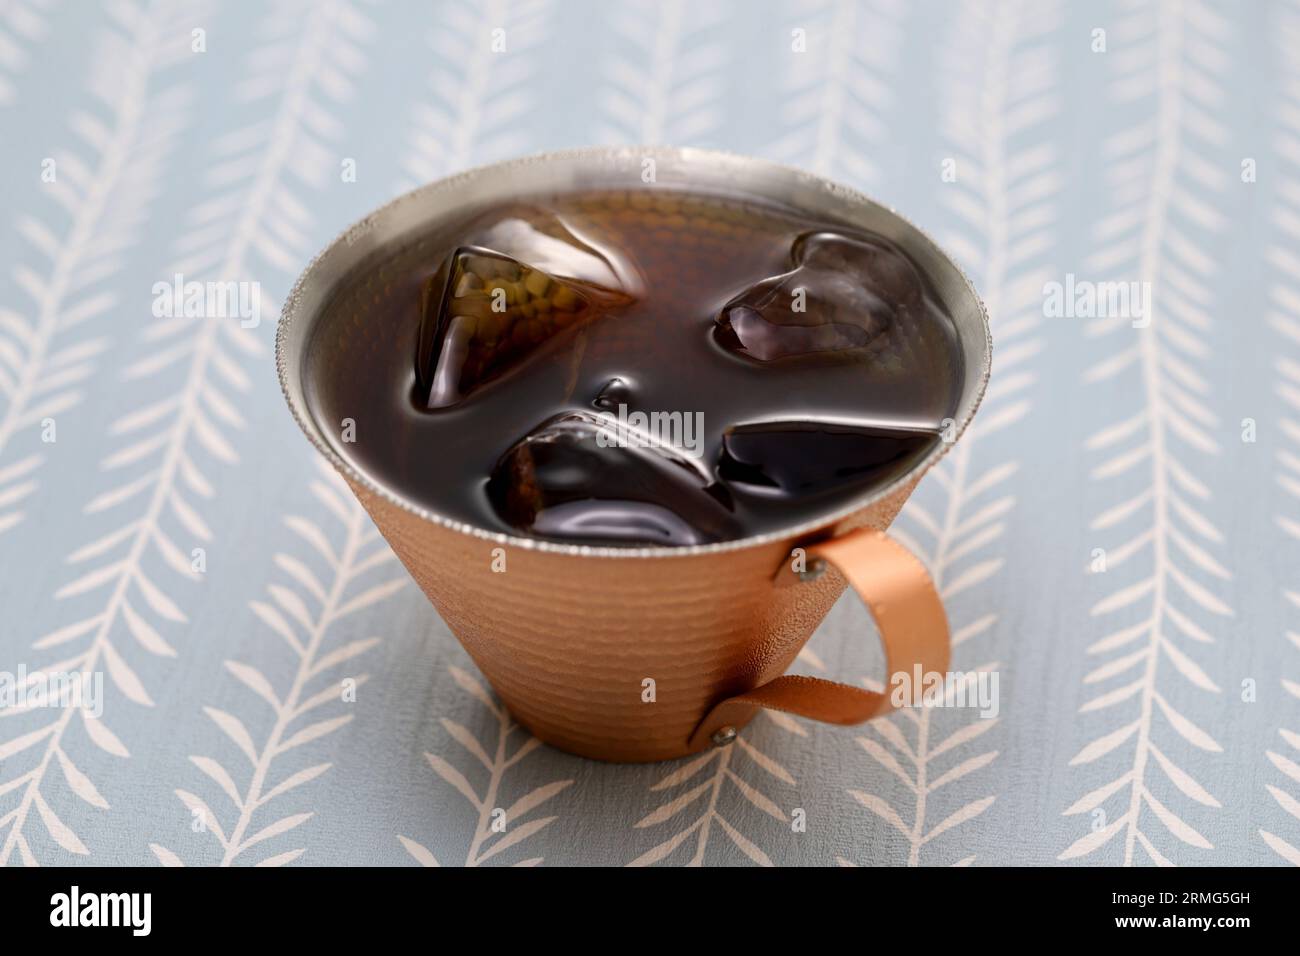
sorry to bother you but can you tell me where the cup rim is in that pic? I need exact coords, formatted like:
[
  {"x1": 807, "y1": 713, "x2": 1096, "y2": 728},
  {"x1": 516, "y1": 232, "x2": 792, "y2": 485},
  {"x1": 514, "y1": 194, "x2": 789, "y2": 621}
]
[{"x1": 276, "y1": 145, "x2": 992, "y2": 559}]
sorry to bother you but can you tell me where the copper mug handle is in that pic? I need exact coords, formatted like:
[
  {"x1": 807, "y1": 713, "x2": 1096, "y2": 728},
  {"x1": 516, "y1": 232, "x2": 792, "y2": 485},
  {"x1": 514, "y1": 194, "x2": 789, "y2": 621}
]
[{"x1": 688, "y1": 528, "x2": 950, "y2": 749}]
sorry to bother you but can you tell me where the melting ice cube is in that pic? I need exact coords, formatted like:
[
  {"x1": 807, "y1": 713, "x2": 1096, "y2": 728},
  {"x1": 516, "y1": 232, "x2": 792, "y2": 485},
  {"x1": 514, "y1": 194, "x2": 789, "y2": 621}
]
[
  {"x1": 415, "y1": 209, "x2": 642, "y2": 409},
  {"x1": 712, "y1": 230, "x2": 926, "y2": 364},
  {"x1": 487, "y1": 411, "x2": 739, "y2": 547},
  {"x1": 717, "y1": 420, "x2": 938, "y2": 499}
]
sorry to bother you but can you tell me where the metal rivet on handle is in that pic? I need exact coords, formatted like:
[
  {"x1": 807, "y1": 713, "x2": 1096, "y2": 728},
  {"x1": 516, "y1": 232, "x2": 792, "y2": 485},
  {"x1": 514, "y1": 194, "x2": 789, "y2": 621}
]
[
  {"x1": 798, "y1": 558, "x2": 828, "y2": 583},
  {"x1": 711, "y1": 726, "x2": 738, "y2": 747}
]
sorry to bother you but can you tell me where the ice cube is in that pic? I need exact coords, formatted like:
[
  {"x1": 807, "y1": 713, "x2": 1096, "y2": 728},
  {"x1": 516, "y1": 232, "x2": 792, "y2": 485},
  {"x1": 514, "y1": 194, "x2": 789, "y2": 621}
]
[
  {"x1": 712, "y1": 230, "x2": 925, "y2": 364},
  {"x1": 415, "y1": 246, "x2": 603, "y2": 408},
  {"x1": 487, "y1": 411, "x2": 739, "y2": 546},
  {"x1": 717, "y1": 420, "x2": 938, "y2": 499},
  {"x1": 473, "y1": 211, "x2": 645, "y2": 299},
  {"x1": 415, "y1": 209, "x2": 642, "y2": 409}
]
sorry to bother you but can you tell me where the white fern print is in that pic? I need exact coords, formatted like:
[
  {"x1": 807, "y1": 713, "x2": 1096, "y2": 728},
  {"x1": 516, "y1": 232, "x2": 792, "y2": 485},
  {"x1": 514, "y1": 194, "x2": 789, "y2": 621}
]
[
  {"x1": 0, "y1": 0, "x2": 373, "y2": 867},
  {"x1": 626, "y1": 724, "x2": 798, "y2": 867},
  {"x1": 397, "y1": 0, "x2": 552, "y2": 191},
  {"x1": 0, "y1": 1, "x2": 203, "y2": 866},
  {"x1": 1060, "y1": 0, "x2": 1233, "y2": 866},
  {"x1": 0, "y1": 0, "x2": 55, "y2": 106},
  {"x1": 1262, "y1": 0, "x2": 1300, "y2": 868},
  {"x1": 840, "y1": 0, "x2": 1060, "y2": 867},
  {"x1": 841, "y1": 673, "x2": 999, "y2": 869},
  {"x1": 597, "y1": 0, "x2": 730, "y2": 145},
  {"x1": 764, "y1": 0, "x2": 905, "y2": 186},
  {"x1": 398, "y1": 666, "x2": 573, "y2": 867},
  {"x1": 0, "y1": 0, "x2": 194, "y2": 537},
  {"x1": 148, "y1": 464, "x2": 405, "y2": 867}
]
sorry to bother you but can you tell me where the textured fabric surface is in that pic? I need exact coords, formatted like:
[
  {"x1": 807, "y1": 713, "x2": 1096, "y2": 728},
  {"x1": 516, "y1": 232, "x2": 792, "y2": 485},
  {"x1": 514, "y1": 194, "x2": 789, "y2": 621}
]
[{"x1": 0, "y1": 0, "x2": 1297, "y2": 867}]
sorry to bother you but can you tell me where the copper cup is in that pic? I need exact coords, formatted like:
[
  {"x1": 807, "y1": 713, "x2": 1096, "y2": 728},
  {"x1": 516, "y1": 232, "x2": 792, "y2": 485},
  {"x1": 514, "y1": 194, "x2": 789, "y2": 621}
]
[{"x1": 277, "y1": 147, "x2": 991, "y2": 762}]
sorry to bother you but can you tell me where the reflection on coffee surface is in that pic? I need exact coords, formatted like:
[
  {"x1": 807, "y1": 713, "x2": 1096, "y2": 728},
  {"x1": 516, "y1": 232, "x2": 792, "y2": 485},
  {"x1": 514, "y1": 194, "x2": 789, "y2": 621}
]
[{"x1": 306, "y1": 188, "x2": 964, "y2": 547}]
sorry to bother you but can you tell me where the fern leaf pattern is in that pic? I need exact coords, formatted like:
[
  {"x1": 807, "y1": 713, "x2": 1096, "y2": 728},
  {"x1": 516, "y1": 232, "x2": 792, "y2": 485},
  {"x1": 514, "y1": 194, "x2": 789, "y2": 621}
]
[
  {"x1": 397, "y1": 0, "x2": 553, "y2": 191},
  {"x1": 1060, "y1": 0, "x2": 1233, "y2": 866},
  {"x1": 1262, "y1": 0, "x2": 1300, "y2": 868},
  {"x1": 0, "y1": 0, "x2": 374, "y2": 866},
  {"x1": 398, "y1": 666, "x2": 574, "y2": 867},
  {"x1": 596, "y1": 0, "x2": 731, "y2": 146},
  {"x1": 764, "y1": 0, "x2": 905, "y2": 186},
  {"x1": 0, "y1": 0, "x2": 195, "y2": 537},
  {"x1": 840, "y1": 0, "x2": 1061, "y2": 866},
  {"x1": 0, "y1": 0, "x2": 55, "y2": 107},
  {"x1": 0, "y1": 0, "x2": 203, "y2": 865},
  {"x1": 626, "y1": 725, "x2": 799, "y2": 867},
  {"x1": 148, "y1": 464, "x2": 404, "y2": 866}
]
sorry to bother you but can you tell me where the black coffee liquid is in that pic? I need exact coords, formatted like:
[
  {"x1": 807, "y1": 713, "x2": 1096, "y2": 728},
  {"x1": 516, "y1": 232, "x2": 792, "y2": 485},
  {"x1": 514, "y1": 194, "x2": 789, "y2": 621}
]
[{"x1": 304, "y1": 189, "x2": 963, "y2": 547}]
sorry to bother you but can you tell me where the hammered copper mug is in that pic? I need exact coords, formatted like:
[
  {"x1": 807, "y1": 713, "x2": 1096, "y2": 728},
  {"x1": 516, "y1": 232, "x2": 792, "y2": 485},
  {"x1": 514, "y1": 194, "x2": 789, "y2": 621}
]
[{"x1": 277, "y1": 147, "x2": 991, "y2": 763}]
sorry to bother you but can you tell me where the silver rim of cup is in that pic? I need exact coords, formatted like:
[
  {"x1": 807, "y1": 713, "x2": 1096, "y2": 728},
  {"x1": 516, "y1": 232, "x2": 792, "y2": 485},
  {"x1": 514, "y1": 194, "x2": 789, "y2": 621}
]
[{"x1": 275, "y1": 145, "x2": 993, "y2": 559}]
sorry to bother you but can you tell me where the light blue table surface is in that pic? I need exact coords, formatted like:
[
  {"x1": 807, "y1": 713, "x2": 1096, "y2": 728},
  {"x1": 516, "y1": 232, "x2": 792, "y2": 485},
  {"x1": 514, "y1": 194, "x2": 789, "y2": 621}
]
[{"x1": 0, "y1": 0, "x2": 1297, "y2": 866}]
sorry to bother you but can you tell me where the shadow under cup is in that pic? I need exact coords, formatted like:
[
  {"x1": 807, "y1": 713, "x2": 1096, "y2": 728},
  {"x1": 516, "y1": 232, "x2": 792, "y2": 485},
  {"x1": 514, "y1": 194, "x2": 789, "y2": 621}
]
[{"x1": 278, "y1": 148, "x2": 991, "y2": 762}]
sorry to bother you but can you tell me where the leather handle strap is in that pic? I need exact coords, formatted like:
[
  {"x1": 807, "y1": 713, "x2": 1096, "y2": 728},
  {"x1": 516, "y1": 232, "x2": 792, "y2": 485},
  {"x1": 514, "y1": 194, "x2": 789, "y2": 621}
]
[{"x1": 687, "y1": 528, "x2": 950, "y2": 750}]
